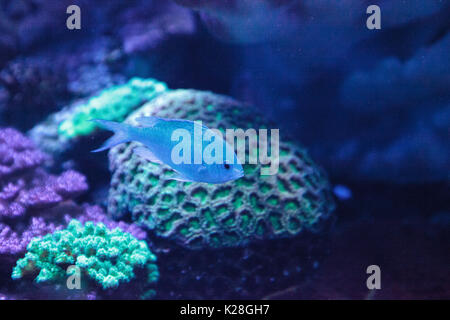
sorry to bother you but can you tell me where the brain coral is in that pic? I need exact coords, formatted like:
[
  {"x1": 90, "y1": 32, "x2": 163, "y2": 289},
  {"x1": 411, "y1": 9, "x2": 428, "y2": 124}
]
[
  {"x1": 108, "y1": 89, "x2": 334, "y2": 249},
  {"x1": 12, "y1": 220, "x2": 159, "y2": 291}
]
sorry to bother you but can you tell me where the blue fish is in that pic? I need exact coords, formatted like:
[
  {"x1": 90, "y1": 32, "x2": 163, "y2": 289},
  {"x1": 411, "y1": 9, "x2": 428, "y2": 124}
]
[{"x1": 91, "y1": 117, "x2": 244, "y2": 184}]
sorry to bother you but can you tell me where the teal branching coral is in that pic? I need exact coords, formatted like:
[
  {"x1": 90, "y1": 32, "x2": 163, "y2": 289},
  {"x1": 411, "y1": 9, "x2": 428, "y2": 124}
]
[
  {"x1": 58, "y1": 77, "x2": 168, "y2": 138},
  {"x1": 108, "y1": 89, "x2": 335, "y2": 249},
  {"x1": 11, "y1": 220, "x2": 159, "y2": 290}
]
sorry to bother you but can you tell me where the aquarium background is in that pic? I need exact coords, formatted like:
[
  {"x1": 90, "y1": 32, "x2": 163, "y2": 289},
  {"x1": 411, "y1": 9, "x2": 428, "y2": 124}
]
[{"x1": 0, "y1": 0, "x2": 448, "y2": 299}]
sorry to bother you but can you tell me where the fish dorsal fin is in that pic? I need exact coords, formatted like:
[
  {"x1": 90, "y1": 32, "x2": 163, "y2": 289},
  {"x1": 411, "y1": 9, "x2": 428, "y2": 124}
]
[
  {"x1": 134, "y1": 146, "x2": 163, "y2": 164},
  {"x1": 135, "y1": 116, "x2": 211, "y2": 131},
  {"x1": 135, "y1": 116, "x2": 164, "y2": 128}
]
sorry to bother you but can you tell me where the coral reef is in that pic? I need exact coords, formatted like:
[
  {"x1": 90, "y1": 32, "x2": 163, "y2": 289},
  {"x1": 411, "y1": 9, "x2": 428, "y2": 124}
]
[
  {"x1": 46, "y1": 37, "x2": 127, "y2": 99},
  {"x1": 0, "y1": 0, "x2": 73, "y2": 56},
  {"x1": 12, "y1": 220, "x2": 159, "y2": 290},
  {"x1": 108, "y1": 89, "x2": 334, "y2": 249},
  {"x1": 0, "y1": 127, "x2": 82, "y2": 256},
  {"x1": 0, "y1": 0, "x2": 447, "y2": 301},
  {"x1": 0, "y1": 58, "x2": 69, "y2": 130},
  {"x1": 0, "y1": 127, "x2": 86, "y2": 282},
  {"x1": 71, "y1": 205, "x2": 147, "y2": 241},
  {"x1": 0, "y1": 127, "x2": 46, "y2": 178},
  {"x1": 116, "y1": 1, "x2": 196, "y2": 56},
  {"x1": 29, "y1": 77, "x2": 168, "y2": 157},
  {"x1": 0, "y1": 217, "x2": 58, "y2": 255},
  {"x1": 0, "y1": 127, "x2": 150, "y2": 299},
  {"x1": 0, "y1": 127, "x2": 146, "y2": 257},
  {"x1": 0, "y1": 204, "x2": 147, "y2": 257},
  {"x1": 0, "y1": 0, "x2": 196, "y2": 126},
  {"x1": 0, "y1": 168, "x2": 87, "y2": 219},
  {"x1": 0, "y1": 127, "x2": 87, "y2": 220}
]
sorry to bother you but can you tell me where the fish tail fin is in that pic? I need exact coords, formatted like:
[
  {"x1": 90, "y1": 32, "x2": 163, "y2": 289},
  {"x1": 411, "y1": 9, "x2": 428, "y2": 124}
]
[{"x1": 91, "y1": 119, "x2": 132, "y2": 152}]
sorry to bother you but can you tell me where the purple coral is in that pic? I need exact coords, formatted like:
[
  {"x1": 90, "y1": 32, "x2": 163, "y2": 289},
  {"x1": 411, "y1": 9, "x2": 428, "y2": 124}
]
[
  {"x1": 0, "y1": 127, "x2": 146, "y2": 270},
  {"x1": 0, "y1": 217, "x2": 59, "y2": 255},
  {"x1": 0, "y1": 204, "x2": 147, "y2": 256},
  {"x1": 0, "y1": 128, "x2": 46, "y2": 178},
  {"x1": 0, "y1": 167, "x2": 88, "y2": 218},
  {"x1": 0, "y1": 127, "x2": 88, "y2": 219},
  {"x1": 0, "y1": 127, "x2": 88, "y2": 255}
]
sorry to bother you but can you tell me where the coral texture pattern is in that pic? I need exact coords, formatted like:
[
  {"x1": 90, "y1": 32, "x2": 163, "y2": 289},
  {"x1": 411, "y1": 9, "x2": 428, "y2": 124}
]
[
  {"x1": 12, "y1": 220, "x2": 159, "y2": 290},
  {"x1": 108, "y1": 90, "x2": 334, "y2": 249}
]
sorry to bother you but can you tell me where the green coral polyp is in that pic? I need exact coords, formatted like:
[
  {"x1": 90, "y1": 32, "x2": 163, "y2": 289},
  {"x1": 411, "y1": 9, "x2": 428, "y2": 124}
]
[
  {"x1": 212, "y1": 187, "x2": 232, "y2": 200},
  {"x1": 12, "y1": 220, "x2": 159, "y2": 290},
  {"x1": 232, "y1": 192, "x2": 244, "y2": 209},
  {"x1": 58, "y1": 77, "x2": 168, "y2": 139},
  {"x1": 161, "y1": 194, "x2": 173, "y2": 203},
  {"x1": 239, "y1": 213, "x2": 252, "y2": 229},
  {"x1": 183, "y1": 202, "x2": 196, "y2": 213},
  {"x1": 285, "y1": 200, "x2": 300, "y2": 211},
  {"x1": 191, "y1": 187, "x2": 208, "y2": 203}
]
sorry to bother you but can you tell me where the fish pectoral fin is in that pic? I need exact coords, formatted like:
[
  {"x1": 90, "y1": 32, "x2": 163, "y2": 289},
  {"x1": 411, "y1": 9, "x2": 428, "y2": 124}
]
[
  {"x1": 134, "y1": 146, "x2": 163, "y2": 164},
  {"x1": 170, "y1": 172, "x2": 195, "y2": 183}
]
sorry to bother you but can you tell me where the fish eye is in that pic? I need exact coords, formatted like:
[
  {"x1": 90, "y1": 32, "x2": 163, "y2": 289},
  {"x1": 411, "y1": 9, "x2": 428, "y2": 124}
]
[{"x1": 224, "y1": 163, "x2": 230, "y2": 170}]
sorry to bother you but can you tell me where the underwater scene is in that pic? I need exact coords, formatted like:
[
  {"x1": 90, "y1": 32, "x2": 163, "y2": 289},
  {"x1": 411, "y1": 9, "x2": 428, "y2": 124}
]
[{"x1": 0, "y1": 1, "x2": 448, "y2": 300}]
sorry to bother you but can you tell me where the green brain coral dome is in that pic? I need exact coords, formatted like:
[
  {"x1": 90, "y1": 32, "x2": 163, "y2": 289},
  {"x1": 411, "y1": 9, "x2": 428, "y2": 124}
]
[{"x1": 108, "y1": 89, "x2": 335, "y2": 249}]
